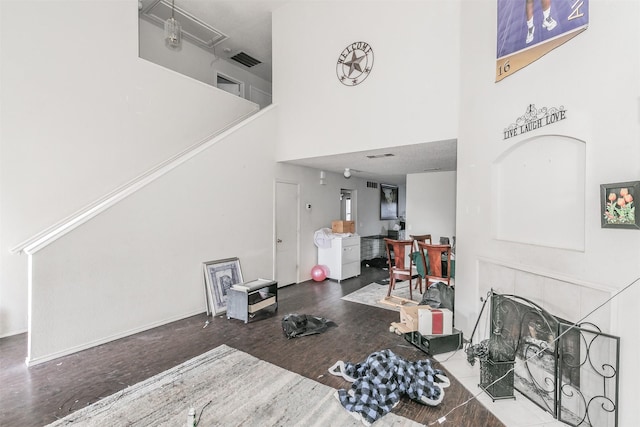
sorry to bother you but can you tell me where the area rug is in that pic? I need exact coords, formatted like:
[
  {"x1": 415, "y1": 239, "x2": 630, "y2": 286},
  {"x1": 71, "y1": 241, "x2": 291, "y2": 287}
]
[
  {"x1": 341, "y1": 282, "x2": 420, "y2": 312},
  {"x1": 47, "y1": 344, "x2": 421, "y2": 426}
]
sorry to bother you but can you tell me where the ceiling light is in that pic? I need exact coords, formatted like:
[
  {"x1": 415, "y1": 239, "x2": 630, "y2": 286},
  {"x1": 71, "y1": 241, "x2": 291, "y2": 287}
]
[
  {"x1": 164, "y1": 0, "x2": 182, "y2": 50},
  {"x1": 344, "y1": 168, "x2": 352, "y2": 179}
]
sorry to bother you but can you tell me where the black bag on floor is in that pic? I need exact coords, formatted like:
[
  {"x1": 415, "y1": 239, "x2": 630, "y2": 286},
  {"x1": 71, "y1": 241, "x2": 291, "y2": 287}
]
[
  {"x1": 419, "y1": 282, "x2": 455, "y2": 311},
  {"x1": 281, "y1": 313, "x2": 336, "y2": 339}
]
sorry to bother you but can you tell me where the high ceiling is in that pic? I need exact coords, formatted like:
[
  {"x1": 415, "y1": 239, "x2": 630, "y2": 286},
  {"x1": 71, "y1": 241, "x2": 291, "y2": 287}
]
[
  {"x1": 286, "y1": 140, "x2": 457, "y2": 185},
  {"x1": 139, "y1": 0, "x2": 285, "y2": 82},
  {"x1": 139, "y1": 0, "x2": 457, "y2": 185}
]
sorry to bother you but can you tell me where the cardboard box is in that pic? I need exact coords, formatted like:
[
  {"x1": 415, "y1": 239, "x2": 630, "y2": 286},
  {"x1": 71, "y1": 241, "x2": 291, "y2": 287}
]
[
  {"x1": 331, "y1": 220, "x2": 355, "y2": 233},
  {"x1": 418, "y1": 307, "x2": 453, "y2": 335},
  {"x1": 399, "y1": 305, "x2": 431, "y2": 332}
]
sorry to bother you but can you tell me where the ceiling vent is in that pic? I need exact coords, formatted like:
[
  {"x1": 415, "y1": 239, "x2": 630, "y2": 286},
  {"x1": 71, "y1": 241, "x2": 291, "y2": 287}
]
[
  {"x1": 230, "y1": 52, "x2": 262, "y2": 68},
  {"x1": 141, "y1": 0, "x2": 228, "y2": 50}
]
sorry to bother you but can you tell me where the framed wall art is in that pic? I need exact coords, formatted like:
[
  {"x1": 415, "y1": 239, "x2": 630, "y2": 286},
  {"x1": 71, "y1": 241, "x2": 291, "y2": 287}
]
[
  {"x1": 203, "y1": 257, "x2": 244, "y2": 315},
  {"x1": 600, "y1": 181, "x2": 638, "y2": 229},
  {"x1": 495, "y1": 0, "x2": 589, "y2": 82},
  {"x1": 380, "y1": 184, "x2": 398, "y2": 220}
]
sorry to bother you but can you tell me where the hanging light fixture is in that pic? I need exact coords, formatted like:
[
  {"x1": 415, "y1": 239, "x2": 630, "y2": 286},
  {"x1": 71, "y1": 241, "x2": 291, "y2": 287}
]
[
  {"x1": 343, "y1": 168, "x2": 352, "y2": 179},
  {"x1": 164, "y1": 0, "x2": 182, "y2": 50}
]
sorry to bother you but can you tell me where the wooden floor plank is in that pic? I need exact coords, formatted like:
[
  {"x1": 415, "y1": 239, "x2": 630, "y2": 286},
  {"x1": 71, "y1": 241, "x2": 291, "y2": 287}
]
[{"x1": 0, "y1": 266, "x2": 504, "y2": 427}]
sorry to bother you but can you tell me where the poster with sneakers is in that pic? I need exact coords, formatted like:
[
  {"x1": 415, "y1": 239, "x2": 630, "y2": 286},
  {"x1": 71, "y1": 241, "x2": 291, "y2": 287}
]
[{"x1": 495, "y1": 0, "x2": 589, "y2": 82}]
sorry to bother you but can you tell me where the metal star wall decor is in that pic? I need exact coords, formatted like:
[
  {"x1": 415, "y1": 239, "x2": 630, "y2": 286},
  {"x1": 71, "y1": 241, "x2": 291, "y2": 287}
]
[{"x1": 336, "y1": 41, "x2": 374, "y2": 86}]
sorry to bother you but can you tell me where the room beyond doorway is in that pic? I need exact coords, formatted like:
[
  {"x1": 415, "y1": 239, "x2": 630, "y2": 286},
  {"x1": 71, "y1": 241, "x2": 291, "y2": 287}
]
[{"x1": 340, "y1": 189, "x2": 356, "y2": 226}]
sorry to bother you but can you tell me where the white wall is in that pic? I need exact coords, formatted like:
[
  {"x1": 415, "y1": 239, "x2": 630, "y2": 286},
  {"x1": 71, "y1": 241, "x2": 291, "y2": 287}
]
[
  {"x1": 356, "y1": 183, "x2": 407, "y2": 237},
  {"x1": 0, "y1": 1, "x2": 258, "y2": 337},
  {"x1": 138, "y1": 19, "x2": 272, "y2": 105},
  {"x1": 456, "y1": 1, "x2": 640, "y2": 425},
  {"x1": 272, "y1": 1, "x2": 460, "y2": 161},
  {"x1": 406, "y1": 171, "x2": 457, "y2": 243},
  {"x1": 29, "y1": 108, "x2": 276, "y2": 363}
]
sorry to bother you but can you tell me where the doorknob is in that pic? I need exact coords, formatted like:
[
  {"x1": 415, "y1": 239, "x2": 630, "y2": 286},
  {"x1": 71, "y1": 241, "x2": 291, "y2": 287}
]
[{"x1": 277, "y1": 238, "x2": 283, "y2": 243}]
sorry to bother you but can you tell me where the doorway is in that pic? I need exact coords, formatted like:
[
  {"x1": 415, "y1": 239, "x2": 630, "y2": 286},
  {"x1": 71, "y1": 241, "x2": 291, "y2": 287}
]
[
  {"x1": 340, "y1": 189, "x2": 356, "y2": 225},
  {"x1": 216, "y1": 72, "x2": 244, "y2": 98},
  {"x1": 275, "y1": 181, "x2": 299, "y2": 287}
]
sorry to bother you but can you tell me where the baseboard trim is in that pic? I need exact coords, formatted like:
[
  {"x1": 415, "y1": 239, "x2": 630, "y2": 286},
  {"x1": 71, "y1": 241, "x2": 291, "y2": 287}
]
[
  {"x1": 0, "y1": 328, "x2": 28, "y2": 339},
  {"x1": 25, "y1": 309, "x2": 205, "y2": 366}
]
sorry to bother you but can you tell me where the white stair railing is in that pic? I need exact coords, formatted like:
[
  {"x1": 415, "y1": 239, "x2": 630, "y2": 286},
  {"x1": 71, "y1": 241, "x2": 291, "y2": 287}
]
[{"x1": 11, "y1": 105, "x2": 273, "y2": 255}]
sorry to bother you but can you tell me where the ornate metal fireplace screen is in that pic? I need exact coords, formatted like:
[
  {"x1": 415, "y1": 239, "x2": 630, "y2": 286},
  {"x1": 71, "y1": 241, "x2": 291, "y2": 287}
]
[{"x1": 489, "y1": 292, "x2": 620, "y2": 427}]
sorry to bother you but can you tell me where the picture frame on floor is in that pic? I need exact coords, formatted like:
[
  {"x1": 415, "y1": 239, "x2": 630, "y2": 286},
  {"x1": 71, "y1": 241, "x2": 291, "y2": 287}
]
[
  {"x1": 203, "y1": 257, "x2": 244, "y2": 315},
  {"x1": 600, "y1": 181, "x2": 639, "y2": 229}
]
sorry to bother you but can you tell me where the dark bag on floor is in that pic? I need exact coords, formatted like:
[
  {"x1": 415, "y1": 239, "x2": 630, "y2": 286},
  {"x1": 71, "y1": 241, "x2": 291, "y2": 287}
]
[
  {"x1": 281, "y1": 313, "x2": 336, "y2": 339},
  {"x1": 419, "y1": 282, "x2": 455, "y2": 311}
]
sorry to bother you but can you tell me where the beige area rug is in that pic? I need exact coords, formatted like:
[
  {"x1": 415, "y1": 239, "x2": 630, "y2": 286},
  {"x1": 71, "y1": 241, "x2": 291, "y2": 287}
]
[
  {"x1": 47, "y1": 344, "x2": 421, "y2": 427},
  {"x1": 341, "y1": 282, "x2": 421, "y2": 311}
]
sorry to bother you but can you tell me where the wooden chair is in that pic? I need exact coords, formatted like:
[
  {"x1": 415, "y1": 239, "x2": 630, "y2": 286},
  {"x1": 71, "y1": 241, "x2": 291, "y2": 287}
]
[
  {"x1": 410, "y1": 234, "x2": 432, "y2": 293},
  {"x1": 410, "y1": 234, "x2": 432, "y2": 248},
  {"x1": 416, "y1": 242, "x2": 452, "y2": 287},
  {"x1": 383, "y1": 238, "x2": 414, "y2": 300}
]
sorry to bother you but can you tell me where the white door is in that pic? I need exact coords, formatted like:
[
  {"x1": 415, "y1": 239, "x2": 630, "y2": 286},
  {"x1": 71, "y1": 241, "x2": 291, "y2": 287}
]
[{"x1": 275, "y1": 181, "x2": 299, "y2": 288}]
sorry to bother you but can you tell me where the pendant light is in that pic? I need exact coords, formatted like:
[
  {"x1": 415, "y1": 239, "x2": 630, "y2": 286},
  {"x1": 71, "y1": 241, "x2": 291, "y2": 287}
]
[{"x1": 164, "y1": 0, "x2": 182, "y2": 50}]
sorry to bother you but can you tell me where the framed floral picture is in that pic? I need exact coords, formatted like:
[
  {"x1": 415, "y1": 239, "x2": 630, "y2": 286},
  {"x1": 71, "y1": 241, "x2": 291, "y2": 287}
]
[{"x1": 600, "y1": 181, "x2": 639, "y2": 229}]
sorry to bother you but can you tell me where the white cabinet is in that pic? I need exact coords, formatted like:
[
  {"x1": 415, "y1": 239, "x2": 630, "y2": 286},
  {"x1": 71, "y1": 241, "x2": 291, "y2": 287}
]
[{"x1": 318, "y1": 235, "x2": 361, "y2": 282}]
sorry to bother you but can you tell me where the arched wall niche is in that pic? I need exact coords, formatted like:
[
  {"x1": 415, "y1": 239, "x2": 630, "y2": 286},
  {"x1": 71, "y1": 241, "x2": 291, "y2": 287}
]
[{"x1": 491, "y1": 134, "x2": 586, "y2": 251}]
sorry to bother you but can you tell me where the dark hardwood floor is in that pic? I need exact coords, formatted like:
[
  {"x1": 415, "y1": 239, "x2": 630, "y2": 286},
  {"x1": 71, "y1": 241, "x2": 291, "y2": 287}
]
[{"x1": 0, "y1": 266, "x2": 504, "y2": 427}]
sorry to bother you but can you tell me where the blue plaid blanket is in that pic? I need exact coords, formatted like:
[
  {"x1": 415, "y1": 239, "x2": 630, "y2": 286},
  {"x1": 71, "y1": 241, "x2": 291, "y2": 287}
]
[{"x1": 329, "y1": 349, "x2": 449, "y2": 425}]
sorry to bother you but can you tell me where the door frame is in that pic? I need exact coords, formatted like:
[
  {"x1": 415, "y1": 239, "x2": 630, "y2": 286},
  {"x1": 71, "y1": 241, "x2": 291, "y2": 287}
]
[
  {"x1": 273, "y1": 179, "x2": 300, "y2": 286},
  {"x1": 215, "y1": 71, "x2": 245, "y2": 99},
  {"x1": 341, "y1": 188, "x2": 357, "y2": 232}
]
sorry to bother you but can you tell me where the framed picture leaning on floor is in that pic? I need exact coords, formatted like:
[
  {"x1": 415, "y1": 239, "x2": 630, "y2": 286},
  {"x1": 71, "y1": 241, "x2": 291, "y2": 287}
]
[{"x1": 203, "y1": 257, "x2": 244, "y2": 315}]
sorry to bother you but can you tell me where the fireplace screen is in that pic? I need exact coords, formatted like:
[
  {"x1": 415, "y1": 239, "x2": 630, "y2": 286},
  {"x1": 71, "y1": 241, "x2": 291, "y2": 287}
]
[
  {"x1": 489, "y1": 292, "x2": 619, "y2": 426},
  {"x1": 557, "y1": 323, "x2": 620, "y2": 427}
]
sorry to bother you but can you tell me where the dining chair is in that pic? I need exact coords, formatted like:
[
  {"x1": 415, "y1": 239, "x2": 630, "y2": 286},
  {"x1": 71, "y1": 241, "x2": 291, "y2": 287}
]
[
  {"x1": 416, "y1": 242, "x2": 452, "y2": 287},
  {"x1": 409, "y1": 234, "x2": 432, "y2": 293},
  {"x1": 383, "y1": 238, "x2": 414, "y2": 300},
  {"x1": 410, "y1": 234, "x2": 432, "y2": 247}
]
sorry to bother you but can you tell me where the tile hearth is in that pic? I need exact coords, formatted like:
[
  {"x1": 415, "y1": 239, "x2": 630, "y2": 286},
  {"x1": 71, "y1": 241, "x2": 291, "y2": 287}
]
[{"x1": 434, "y1": 349, "x2": 567, "y2": 427}]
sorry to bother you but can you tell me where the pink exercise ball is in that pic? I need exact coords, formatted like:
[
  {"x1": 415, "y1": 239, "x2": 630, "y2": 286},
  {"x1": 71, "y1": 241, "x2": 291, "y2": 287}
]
[{"x1": 311, "y1": 265, "x2": 328, "y2": 281}]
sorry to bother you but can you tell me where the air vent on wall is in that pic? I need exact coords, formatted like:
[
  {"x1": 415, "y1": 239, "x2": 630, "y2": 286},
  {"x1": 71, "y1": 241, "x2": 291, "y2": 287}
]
[
  {"x1": 230, "y1": 52, "x2": 262, "y2": 68},
  {"x1": 366, "y1": 181, "x2": 378, "y2": 189}
]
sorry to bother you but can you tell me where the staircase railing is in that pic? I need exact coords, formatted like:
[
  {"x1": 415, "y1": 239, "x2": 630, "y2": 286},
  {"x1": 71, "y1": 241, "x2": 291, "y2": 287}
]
[{"x1": 11, "y1": 104, "x2": 272, "y2": 255}]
